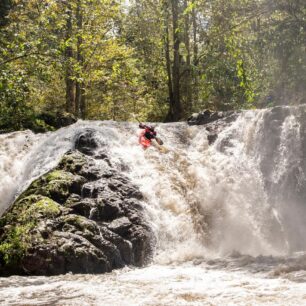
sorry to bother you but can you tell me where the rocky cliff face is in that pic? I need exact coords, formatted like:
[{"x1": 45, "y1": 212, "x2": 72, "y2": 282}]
[{"x1": 0, "y1": 130, "x2": 153, "y2": 276}]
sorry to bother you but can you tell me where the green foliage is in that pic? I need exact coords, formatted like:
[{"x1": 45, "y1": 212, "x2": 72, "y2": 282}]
[
  {"x1": 0, "y1": 0, "x2": 304, "y2": 127},
  {"x1": 254, "y1": 0, "x2": 306, "y2": 105},
  {"x1": 0, "y1": 68, "x2": 33, "y2": 130}
]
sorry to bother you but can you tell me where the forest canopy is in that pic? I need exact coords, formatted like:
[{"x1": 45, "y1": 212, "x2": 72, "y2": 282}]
[{"x1": 0, "y1": 0, "x2": 305, "y2": 130}]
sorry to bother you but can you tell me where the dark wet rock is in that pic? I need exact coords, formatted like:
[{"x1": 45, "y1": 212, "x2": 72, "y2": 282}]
[
  {"x1": 79, "y1": 163, "x2": 105, "y2": 181},
  {"x1": 65, "y1": 193, "x2": 82, "y2": 206},
  {"x1": 188, "y1": 109, "x2": 239, "y2": 145},
  {"x1": 38, "y1": 111, "x2": 77, "y2": 129},
  {"x1": 128, "y1": 226, "x2": 152, "y2": 266},
  {"x1": 99, "y1": 227, "x2": 134, "y2": 265},
  {"x1": 75, "y1": 129, "x2": 99, "y2": 155},
  {"x1": 207, "y1": 133, "x2": 218, "y2": 145},
  {"x1": 188, "y1": 109, "x2": 238, "y2": 126},
  {"x1": 108, "y1": 217, "x2": 133, "y2": 236},
  {"x1": 97, "y1": 198, "x2": 123, "y2": 221},
  {"x1": 58, "y1": 151, "x2": 87, "y2": 174},
  {"x1": 0, "y1": 131, "x2": 152, "y2": 276},
  {"x1": 56, "y1": 112, "x2": 77, "y2": 128},
  {"x1": 68, "y1": 200, "x2": 94, "y2": 218},
  {"x1": 109, "y1": 175, "x2": 144, "y2": 200}
]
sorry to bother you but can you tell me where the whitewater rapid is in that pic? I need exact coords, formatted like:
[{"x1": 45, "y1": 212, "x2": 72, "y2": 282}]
[{"x1": 1, "y1": 107, "x2": 306, "y2": 305}]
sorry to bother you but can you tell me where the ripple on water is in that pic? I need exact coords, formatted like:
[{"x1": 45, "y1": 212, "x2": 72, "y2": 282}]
[{"x1": 1, "y1": 256, "x2": 306, "y2": 306}]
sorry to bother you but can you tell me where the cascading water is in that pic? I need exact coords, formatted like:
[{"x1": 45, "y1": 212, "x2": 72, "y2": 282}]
[{"x1": 1, "y1": 106, "x2": 306, "y2": 305}]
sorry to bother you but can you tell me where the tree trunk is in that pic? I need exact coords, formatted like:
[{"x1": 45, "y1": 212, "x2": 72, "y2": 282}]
[
  {"x1": 0, "y1": 0, "x2": 12, "y2": 27},
  {"x1": 75, "y1": 0, "x2": 86, "y2": 119},
  {"x1": 184, "y1": 0, "x2": 192, "y2": 114},
  {"x1": 192, "y1": 3, "x2": 199, "y2": 107},
  {"x1": 80, "y1": 87, "x2": 86, "y2": 119},
  {"x1": 163, "y1": 1, "x2": 174, "y2": 122},
  {"x1": 65, "y1": 3, "x2": 75, "y2": 114},
  {"x1": 171, "y1": 0, "x2": 182, "y2": 121}
]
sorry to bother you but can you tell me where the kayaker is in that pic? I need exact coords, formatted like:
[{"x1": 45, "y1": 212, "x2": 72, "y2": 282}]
[{"x1": 138, "y1": 123, "x2": 163, "y2": 148}]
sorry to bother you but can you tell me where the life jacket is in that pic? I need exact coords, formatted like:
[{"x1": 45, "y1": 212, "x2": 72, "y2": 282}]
[
  {"x1": 144, "y1": 128, "x2": 156, "y2": 140},
  {"x1": 139, "y1": 130, "x2": 151, "y2": 148}
]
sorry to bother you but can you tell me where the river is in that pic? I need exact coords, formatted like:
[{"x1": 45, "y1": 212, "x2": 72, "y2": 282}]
[{"x1": 1, "y1": 106, "x2": 306, "y2": 305}]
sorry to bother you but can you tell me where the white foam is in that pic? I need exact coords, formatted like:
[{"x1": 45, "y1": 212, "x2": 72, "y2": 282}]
[{"x1": 1, "y1": 111, "x2": 306, "y2": 304}]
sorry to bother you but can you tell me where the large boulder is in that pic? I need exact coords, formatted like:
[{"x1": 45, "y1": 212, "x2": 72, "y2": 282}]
[
  {"x1": 187, "y1": 109, "x2": 238, "y2": 126},
  {"x1": 0, "y1": 131, "x2": 153, "y2": 276}
]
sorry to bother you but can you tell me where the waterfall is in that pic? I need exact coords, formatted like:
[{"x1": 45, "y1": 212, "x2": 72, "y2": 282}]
[{"x1": 1, "y1": 106, "x2": 306, "y2": 260}]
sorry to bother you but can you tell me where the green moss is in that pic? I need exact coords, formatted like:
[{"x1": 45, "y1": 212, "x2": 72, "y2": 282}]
[
  {"x1": 0, "y1": 196, "x2": 61, "y2": 266},
  {"x1": 0, "y1": 152, "x2": 88, "y2": 270},
  {"x1": 2, "y1": 195, "x2": 43, "y2": 225},
  {"x1": 16, "y1": 194, "x2": 43, "y2": 206},
  {"x1": 42, "y1": 180, "x2": 71, "y2": 200},
  {"x1": 45, "y1": 170, "x2": 75, "y2": 182},
  {"x1": 11, "y1": 195, "x2": 61, "y2": 224},
  {"x1": 61, "y1": 214, "x2": 98, "y2": 235},
  {"x1": 26, "y1": 170, "x2": 74, "y2": 193},
  {"x1": 8, "y1": 195, "x2": 56, "y2": 217},
  {"x1": 0, "y1": 223, "x2": 35, "y2": 265},
  {"x1": 58, "y1": 153, "x2": 86, "y2": 173},
  {"x1": 22, "y1": 169, "x2": 85, "y2": 203},
  {"x1": 28, "y1": 197, "x2": 61, "y2": 218}
]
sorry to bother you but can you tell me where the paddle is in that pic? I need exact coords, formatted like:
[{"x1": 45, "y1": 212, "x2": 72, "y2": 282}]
[{"x1": 155, "y1": 137, "x2": 164, "y2": 146}]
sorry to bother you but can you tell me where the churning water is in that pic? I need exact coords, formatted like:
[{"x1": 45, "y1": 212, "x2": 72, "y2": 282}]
[{"x1": 1, "y1": 107, "x2": 306, "y2": 305}]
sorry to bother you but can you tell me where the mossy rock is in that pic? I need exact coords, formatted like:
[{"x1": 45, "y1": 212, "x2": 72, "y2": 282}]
[
  {"x1": 0, "y1": 147, "x2": 151, "y2": 275},
  {"x1": 58, "y1": 152, "x2": 87, "y2": 174},
  {"x1": 60, "y1": 214, "x2": 99, "y2": 236},
  {"x1": 0, "y1": 195, "x2": 62, "y2": 268},
  {"x1": 23, "y1": 170, "x2": 86, "y2": 204},
  {"x1": 0, "y1": 152, "x2": 88, "y2": 272}
]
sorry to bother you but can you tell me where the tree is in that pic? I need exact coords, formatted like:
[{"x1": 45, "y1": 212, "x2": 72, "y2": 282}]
[
  {"x1": 0, "y1": 0, "x2": 12, "y2": 27},
  {"x1": 64, "y1": 1, "x2": 75, "y2": 114},
  {"x1": 0, "y1": 0, "x2": 305, "y2": 131}
]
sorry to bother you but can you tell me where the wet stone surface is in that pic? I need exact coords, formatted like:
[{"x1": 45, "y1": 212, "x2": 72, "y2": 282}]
[
  {"x1": 0, "y1": 130, "x2": 153, "y2": 276},
  {"x1": 188, "y1": 109, "x2": 239, "y2": 145}
]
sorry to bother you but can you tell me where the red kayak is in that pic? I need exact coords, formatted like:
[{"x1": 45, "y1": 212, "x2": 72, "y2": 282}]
[{"x1": 139, "y1": 130, "x2": 151, "y2": 148}]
